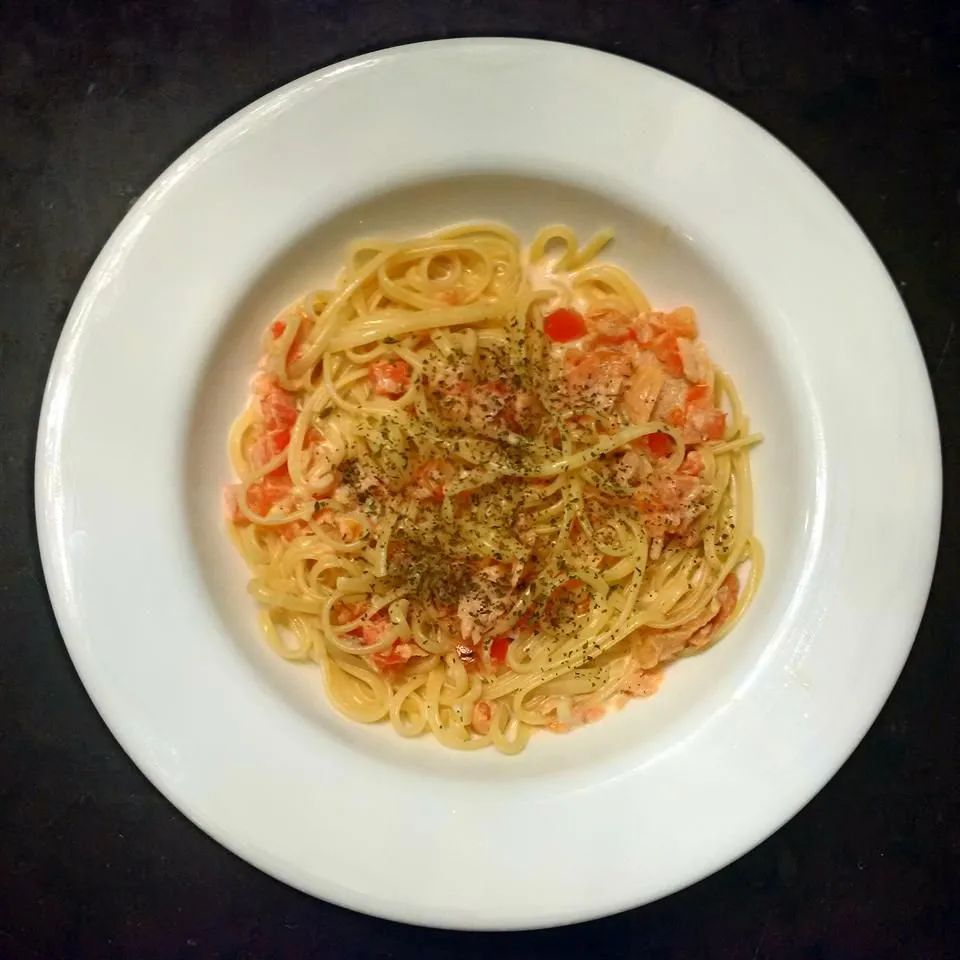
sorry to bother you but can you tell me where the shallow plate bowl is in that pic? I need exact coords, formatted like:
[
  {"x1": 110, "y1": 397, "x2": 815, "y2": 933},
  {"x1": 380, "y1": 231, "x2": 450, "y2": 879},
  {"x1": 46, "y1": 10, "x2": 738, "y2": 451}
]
[{"x1": 36, "y1": 39, "x2": 940, "y2": 929}]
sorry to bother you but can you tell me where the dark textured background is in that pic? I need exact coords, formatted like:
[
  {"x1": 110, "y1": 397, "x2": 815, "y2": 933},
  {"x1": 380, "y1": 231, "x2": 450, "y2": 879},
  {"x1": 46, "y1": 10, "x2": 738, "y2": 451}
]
[{"x1": 2, "y1": 1, "x2": 958, "y2": 957}]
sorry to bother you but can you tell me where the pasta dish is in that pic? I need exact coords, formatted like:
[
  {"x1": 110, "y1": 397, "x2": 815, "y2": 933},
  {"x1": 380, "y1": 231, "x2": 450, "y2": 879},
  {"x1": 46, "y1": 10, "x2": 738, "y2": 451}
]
[{"x1": 225, "y1": 223, "x2": 762, "y2": 753}]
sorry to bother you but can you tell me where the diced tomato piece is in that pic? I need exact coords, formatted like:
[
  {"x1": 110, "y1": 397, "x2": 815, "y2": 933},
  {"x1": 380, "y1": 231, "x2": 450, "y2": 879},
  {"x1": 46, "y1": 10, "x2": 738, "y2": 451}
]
[
  {"x1": 250, "y1": 428, "x2": 292, "y2": 476},
  {"x1": 489, "y1": 636, "x2": 511, "y2": 665},
  {"x1": 588, "y1": 309, "x2": 637, "y2": 344},
  {"x1": 259, "y1": 380, "x2": 298, "y2": 430},
  {"x1": 360, "y1": 615, "x2": 389, "y2": 647},
  {"x1": 224, "y1": 486, "x2": 247, "y2": 525},
  {"x1": 683, "y1": 406, "x2": 726, "y2": 441},
  {"x1": 715, "y1": 573, "x2": 739, "y2": 625},
  {"x1": 288, "y1": 318, "x2": 313, "y2": 364},
  {"x1": 650, "y1": 332, "x2": 684, "y2": 377},
  {"x1": 634, "y1": 323, "x2": 655, "y2": 348},
  {"x1": 332, "y1": 600, "x2": 366, "y2": 627},
  {"x1": 703, "y1": 410, "x2": 726, "y2": 440},
  {"x1": 685, "y1": 383, "x2": 711, "y2": 409},
  {"x1": 258, "y1": 474, "x2": 293, "y2": 505},
  {"x1": 597, "y1": 328, "x2": 636, "y2": 345},
  {"x1": 369, "y1": 359, "x2": 411, "y2": 398},
  {"x1": 368, "y1": 623, "x2": 414, "y2": 670},
  {"x1": 680, "y1": 383, "x2": 726, "y2": 441},
  {"x1": 565, "y1": 347, "x2": 630, "y2": 398},
  {"x1": 471, "y1": 700, "x2": 492, "y2": 734},
  {"x1": 663, "y1": 306, "x2": 697, "y2": 339},
  {"x1": 473, "y1": 379, "x2": 510, "y2": 399},
  {"x1": 543, "y1": 308, "x2": 587, "y2": 343},
  {"x1": 470, "y1": 700, "x2": 493, "y2": 737},
  {"x1": 410, "y1": 458, "x2": 450, "y2": 502},
  {"x1": 656, "y1": 379, "x2": 718, "y2": 438},
  {"x1": 640, "y1": 432, "x2": 674, "y2": 459},
  {"x1": 280, "y1": 520, "x2": 308, "y2": 541},
  {"x1": 270, "y1": 320, "x2": 286, "y2": 339},
  {"x1": 694, "y1": 574, "x2": 740, "y2": 646},
  {"x1": 666, "y1": 408, "x2": 686, "y2": 428},
  {"x1": 560, "y1": 578, "x2": 582, "y2": 591},
  {"x1": 244, "y1": 474, "x2": 293, "y2": 516},
  {"x1": 514, "y1": 614, "x2": 533, "y2": 633},
  {"x1": 679, "y1": 450, "x2": 705, "y2": 476},
  {"x1": 373, "y1": 644, "x2": 407, "y2": 670}
]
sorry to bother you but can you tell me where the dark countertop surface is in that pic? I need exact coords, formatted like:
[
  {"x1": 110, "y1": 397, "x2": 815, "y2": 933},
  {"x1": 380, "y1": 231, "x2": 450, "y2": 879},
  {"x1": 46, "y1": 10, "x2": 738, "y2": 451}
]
[{"x1": 2, "y1": 2, "x2": 958, "y2": 958}]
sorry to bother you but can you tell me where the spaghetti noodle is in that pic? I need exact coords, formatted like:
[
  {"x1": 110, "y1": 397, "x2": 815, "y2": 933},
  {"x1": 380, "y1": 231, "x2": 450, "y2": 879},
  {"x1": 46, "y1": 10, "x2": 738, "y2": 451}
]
[{"x1": 225, "y1": 223, "x2": 762, "y2": 753}]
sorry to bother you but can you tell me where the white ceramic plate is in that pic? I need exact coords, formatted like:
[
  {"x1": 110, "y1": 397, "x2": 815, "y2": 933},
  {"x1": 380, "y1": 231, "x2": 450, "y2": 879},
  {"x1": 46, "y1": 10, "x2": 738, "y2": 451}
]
[{"x1": 36, "y1": 39, "x2": 940, "y2": 929}]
